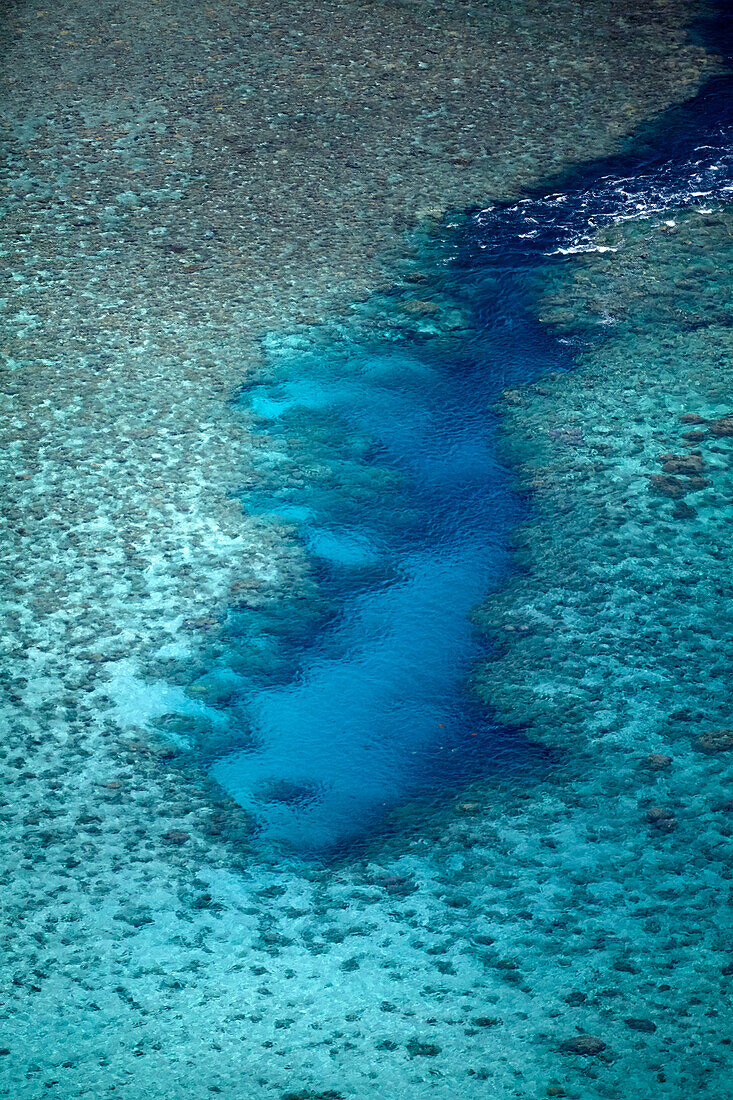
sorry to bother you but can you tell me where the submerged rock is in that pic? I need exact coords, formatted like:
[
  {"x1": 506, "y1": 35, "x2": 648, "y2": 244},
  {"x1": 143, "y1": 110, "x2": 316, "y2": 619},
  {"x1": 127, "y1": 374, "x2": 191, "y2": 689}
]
[
  {"x1": 646, "y1": 805, "x2": 677, "y2": 831},
  {"x1": 564, "y1": 992, "x2": 587, "y2": 1006},
  {"x1": 401, "y1": 299, "x2": 440, "y2": 315},
  {"x1": 696, "y1": 729, "x2": 733, "y2": 753},
  {"x1": 649, "y1": 472, "x2": 709, "y2": 497},
  {"x1": 625, "y1": 1017, "x2": 657, "y2": 1033},
  {"x1": 371, "y1": 872, "x2": 418, "y2": 896},
  {"x1": 114, "y1": 906, "x2": 153, "y2": 928},
  {"x1": 685, "y1": 476, "x2": 711, "y2": 491},
  {"x1": 672, "y1": 501, "x2": 697, "y2": 520},
  {"x1": 559, "y1": 1036, "x2": 606, "y2": 1056},
  {"x1": 162, "y1": 829, "x2": 191, "y2": 845},
  {"x1": 406, "y1": 1039, "x2": 442, "y2": 1057},
  {"x1": 659, "y1": 453, "x2": 705, "y2": 475},
  {"x1": 645, "y1": 753, "x2": 673, "y2": 770},
  {"x1": 708, "y1": 415, "x2": 733, "y2": 436},
  {"x1": 648, "y1": 475, "x2": 690, "y2": 498}
]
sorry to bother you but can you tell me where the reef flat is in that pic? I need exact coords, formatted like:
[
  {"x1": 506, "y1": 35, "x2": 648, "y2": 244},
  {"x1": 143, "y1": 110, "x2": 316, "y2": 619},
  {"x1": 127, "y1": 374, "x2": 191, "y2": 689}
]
[
  {"x1": 468, "y1": 203, "x2": 733, "y2": 1097},
  {"x1": 1, "y1": 0, "x2": 730, "y2": 1097},
  {"x1": 1, "y1": 0, "x2": 714, "y2": 328}
]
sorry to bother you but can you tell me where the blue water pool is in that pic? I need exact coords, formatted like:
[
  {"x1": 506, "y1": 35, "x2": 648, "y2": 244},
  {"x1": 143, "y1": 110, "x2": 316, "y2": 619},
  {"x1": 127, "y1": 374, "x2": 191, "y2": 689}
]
[{"x1": 197, "y1": 26, "x2": 733, "y2": 858}]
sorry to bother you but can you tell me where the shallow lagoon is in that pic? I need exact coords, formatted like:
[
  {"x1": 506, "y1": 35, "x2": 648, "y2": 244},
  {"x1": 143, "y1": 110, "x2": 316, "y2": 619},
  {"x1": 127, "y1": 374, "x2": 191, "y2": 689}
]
[
  {"x1": 1, "y1": 0, "x2": 732, "y2": 1097},
  {"x1": 208, "y1": 308, "x2": 550, "y2": 855},
  {"x1": 178, "y1": 31, "x2": 733, "y2": 858}
]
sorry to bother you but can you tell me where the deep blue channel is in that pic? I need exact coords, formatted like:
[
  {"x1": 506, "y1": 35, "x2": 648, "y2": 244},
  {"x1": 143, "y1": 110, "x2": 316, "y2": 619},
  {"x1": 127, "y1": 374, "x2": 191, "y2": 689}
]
[{"x1": 202, "y1": 7, "x2": 733, "y2": 858}]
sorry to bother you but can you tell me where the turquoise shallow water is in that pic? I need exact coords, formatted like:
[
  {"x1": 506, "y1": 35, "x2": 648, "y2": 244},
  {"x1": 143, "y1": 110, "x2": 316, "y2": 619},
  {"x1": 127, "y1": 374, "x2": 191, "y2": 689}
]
[
  {"x1": 2, "y1": 2, "x2": 733, "y2": 1098},
  {"x1": 209, "y1": 324, "x2": 552, "y2": 855},
  {"x1": 175, "y1": 18, "x2": 733, "y2": 858}
]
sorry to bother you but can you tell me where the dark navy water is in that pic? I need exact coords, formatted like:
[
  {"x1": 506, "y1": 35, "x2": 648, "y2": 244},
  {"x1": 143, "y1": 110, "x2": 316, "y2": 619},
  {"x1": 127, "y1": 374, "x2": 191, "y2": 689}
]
[{"x1": 207, "y1": 11, "x2": 733, "y2": 858}]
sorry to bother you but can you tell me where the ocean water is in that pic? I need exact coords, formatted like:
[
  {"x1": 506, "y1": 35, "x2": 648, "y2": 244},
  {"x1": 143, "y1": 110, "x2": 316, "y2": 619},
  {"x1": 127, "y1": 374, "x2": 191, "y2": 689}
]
[
  {"x1": 2, "y1": 1, "x2": 733, "y2": 1098},
  {"x1": 207, "y1": 301, "x2": 557, "y2": 855},
  {"x1": 165, "y1": 10, "x2": 733, "y2": 858}
]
